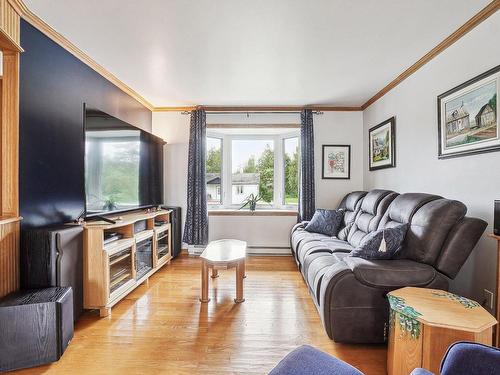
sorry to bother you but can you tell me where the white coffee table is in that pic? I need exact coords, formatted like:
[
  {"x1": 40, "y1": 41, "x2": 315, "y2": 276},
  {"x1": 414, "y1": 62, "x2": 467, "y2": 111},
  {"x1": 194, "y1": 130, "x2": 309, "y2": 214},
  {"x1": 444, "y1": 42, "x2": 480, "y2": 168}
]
[{"x1": 199, "y1": 239, "x2": 247, "y2": 303}]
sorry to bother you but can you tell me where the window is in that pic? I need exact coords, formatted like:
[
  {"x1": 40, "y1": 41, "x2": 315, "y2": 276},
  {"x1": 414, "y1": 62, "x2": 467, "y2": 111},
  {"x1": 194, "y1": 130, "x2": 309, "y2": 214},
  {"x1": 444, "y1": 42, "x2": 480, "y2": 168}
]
[
  {"x1": 206, "y1": 137, "x2": 222, "y2": 205},
  {"x1": 207, "y1": 127, "x2": 299, "y2": 209},
  {"x1": 231, "y1": 139, "x2": 274, "y2": 204}
]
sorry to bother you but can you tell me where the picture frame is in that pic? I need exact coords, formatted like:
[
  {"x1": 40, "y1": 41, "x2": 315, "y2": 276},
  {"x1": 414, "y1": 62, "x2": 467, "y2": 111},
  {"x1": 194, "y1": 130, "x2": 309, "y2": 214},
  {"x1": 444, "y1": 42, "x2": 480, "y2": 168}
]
[
  {"x1": 438, "y1": 65, "x2": 499, "y2": 159},
  {"x1": 368, "y1": 117, "x2": 396, "y2": 171},
  {"x1": 322, "y1": 145, "x2": 350, "y2": 179}
]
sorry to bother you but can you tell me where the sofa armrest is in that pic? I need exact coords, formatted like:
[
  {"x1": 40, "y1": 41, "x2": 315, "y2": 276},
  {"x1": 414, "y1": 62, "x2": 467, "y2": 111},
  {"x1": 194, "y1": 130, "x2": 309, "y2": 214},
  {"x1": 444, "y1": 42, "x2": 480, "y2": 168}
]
[
  {"x1": 342, "y1": 257, "x2": 438, "y2": 288},
  {"x1": 436, "y1": 217, "x2": 487, "y2": 279},
  {"x1": 291, "y1": 221, "x2": 309, "y2": 234}
]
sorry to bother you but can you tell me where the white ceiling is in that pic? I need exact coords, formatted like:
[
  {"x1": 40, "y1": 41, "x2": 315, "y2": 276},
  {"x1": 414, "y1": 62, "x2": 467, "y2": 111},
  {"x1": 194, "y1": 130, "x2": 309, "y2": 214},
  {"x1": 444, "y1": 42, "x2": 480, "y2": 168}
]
[{"x1": 25, "y1": 0, "x2": 490, "y2": 107}]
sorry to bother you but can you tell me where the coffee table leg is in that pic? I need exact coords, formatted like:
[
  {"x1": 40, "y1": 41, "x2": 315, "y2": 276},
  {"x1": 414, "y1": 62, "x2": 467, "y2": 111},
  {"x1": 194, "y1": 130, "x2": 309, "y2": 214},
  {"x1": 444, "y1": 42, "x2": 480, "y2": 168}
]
[
  {"x1": 234, "y1": 259, "x2": 245, "y2": 303},
  {"x1": 200, "y1": 260, "x2": 210, "y2": 303},
  {"x1": 211, "y1": 267, "x2": 219, "y2": 278}
]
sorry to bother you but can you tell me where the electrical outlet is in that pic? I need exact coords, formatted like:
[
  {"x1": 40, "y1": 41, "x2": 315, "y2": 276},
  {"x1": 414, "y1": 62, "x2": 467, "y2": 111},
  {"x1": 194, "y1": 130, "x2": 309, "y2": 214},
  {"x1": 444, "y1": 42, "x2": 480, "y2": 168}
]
[{"x1": 483, "y1": 289, "x2": 494, "y2": 310}]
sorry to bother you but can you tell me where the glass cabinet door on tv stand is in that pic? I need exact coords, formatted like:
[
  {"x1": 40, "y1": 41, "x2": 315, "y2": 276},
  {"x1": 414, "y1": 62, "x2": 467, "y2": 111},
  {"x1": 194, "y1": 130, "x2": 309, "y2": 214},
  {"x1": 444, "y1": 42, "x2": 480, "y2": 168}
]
[{"x1": 155, "y1": 224, "x2": 171, "y2": 266}]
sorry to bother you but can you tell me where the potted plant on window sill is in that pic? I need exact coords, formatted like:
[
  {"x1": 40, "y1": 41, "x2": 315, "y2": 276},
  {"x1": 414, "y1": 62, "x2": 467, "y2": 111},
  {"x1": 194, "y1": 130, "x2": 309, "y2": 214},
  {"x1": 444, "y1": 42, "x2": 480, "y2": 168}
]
[{"x1": 239, "y1": 193, "x2": 261, "y2": 212}]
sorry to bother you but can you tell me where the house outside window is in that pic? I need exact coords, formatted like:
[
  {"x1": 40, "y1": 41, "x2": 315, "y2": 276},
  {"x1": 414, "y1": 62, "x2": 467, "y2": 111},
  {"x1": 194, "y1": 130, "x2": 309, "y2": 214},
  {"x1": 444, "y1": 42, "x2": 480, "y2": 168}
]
[{"x1": 206, "y1": 125, "x2": 299, "y2": 210}]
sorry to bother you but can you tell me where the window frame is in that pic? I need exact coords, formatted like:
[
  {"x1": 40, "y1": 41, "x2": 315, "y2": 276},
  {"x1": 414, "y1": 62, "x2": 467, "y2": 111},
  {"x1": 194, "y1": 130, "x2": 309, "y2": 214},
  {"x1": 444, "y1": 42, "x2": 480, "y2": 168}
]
[
  {"x1": 206, "y1": 135, "x2": 224, "y2": 207},
  {"x1": 282, "y1": 134, "x2": 301, "y2": 209},
  {"x1": 207, "y1": 130, "x2": 300, "y2": 210}
]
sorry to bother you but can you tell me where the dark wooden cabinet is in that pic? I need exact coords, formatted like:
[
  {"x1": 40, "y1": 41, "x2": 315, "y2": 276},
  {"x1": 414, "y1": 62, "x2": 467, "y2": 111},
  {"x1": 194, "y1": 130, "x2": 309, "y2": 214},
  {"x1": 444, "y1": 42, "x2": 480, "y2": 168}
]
[{"x1": 0, "y1": 287, "x2": 74, "y2": 372}]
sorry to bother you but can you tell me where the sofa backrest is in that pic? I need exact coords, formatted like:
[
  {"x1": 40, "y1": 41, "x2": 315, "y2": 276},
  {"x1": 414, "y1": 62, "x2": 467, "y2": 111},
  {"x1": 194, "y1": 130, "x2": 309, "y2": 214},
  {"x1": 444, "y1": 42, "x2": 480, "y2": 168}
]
[
  {"x1": 347, "y1": 189, "x2": 398, "y2": 247},
  {"x1": 337, "y1": 191, "x2": 367, "y2": 230},
  {"x1": 378, "y1": 193, "x2": 487, "y2": 278}
]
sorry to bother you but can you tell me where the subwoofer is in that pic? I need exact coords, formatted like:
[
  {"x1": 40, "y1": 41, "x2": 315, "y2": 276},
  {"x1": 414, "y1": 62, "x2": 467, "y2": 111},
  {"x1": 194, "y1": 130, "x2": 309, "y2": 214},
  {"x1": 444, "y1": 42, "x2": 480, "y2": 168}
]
[
  {"x1": 494, "y1": 200, "x2": 500, "y2": 235},
  {"x1": 0, "y1": 287, "x2": 74, "y2": 372},
  {"x1": 163, "y1": 206, "x2": 182, "y2": 258}
]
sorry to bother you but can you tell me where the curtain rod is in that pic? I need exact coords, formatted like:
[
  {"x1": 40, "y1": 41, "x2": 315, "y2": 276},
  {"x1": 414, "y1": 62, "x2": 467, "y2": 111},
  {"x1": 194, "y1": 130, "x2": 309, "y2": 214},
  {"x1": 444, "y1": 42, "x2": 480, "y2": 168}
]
[{"x1": 181, "y1": 111, "x2": 324, "y2": 115}]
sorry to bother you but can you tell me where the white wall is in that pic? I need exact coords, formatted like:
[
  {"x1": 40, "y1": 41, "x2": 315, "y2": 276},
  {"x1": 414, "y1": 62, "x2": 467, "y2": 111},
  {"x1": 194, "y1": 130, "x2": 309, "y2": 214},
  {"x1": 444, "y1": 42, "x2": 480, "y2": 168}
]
[
  {"x1": 363, "y1": 12, "x2": 500, "y2": 308},
  {"x1": 315, "y1": 112, "x2": 364, "y2": 209},
  {"x1": 152, "y1": 111, "x2": 364, "y2": 251}
]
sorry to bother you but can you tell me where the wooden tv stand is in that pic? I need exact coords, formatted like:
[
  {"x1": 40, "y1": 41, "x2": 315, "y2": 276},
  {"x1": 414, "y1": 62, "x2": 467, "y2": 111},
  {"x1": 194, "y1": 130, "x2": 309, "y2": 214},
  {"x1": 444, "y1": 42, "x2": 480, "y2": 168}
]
[{"x1": 83, "y1": 209, "x2": 172, "y2": 317}]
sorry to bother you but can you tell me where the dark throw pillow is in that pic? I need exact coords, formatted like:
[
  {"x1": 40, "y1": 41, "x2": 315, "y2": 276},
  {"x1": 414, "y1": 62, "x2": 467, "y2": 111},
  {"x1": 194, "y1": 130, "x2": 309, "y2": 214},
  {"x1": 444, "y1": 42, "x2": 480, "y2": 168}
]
[
  {"x1": 304, "y1": 209, "x2": 345, "y2": 237},
  {"x1": 350, "y1": 223, "x2": 409, "y2": 260}
]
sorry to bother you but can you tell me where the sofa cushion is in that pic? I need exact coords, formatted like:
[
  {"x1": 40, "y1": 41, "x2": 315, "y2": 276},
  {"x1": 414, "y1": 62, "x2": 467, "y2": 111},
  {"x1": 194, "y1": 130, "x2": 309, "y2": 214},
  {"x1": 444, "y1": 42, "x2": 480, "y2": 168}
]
[
  {"x1": 342, "y1": 257, "x2": 436, "y2": 288},
  {"x1": 379, "y1": 193, "x2": 441, "y2": 229},
  {"x1": 300, "y1": 239, "x2": 353, "y2": 277},
  {"x1": 297, "y1": 240, "x2": 334, "y2": 269},
  {"x1": 337, "y1": 222, "x2": 354, "y2": 241},
  {"x1": 347, "y1": 190, "x2": 398, "y2": 247},
  {"x1": 320, "y1": 238, "x2": 354, "y2": 252},
  {"x1": 339, "y1": 191, "x2": 367, "y2": 224},
  {"x1": 291, "y1": 228, "x2": 329, "y2": 260},
  {"x1": 306, "y1": 253, "x2": 349, "y2": 304},
  {"x1": 350, "y1": 224, "x2": 408, "y2": 260},
  {"x1": 305, "y1": 209, "x2": 345, "y2": 237}
]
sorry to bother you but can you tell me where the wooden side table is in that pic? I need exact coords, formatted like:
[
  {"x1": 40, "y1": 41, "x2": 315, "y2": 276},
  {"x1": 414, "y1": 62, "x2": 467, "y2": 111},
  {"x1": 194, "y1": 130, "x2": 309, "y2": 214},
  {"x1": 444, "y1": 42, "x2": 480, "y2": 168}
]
[
  {"x1": 488, "y1": 233, "x2": 500, "y2": 347},
  {"x1": 387, "y1": 287, "x2": 497, "y2": 375}
]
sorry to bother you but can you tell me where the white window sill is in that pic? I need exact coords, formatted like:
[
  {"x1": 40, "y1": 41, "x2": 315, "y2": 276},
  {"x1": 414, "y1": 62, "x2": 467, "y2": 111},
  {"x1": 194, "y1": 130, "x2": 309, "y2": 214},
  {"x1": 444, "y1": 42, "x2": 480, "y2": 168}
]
[{"x1": 208, "y1": 209, "x2": 298, "y2": 217}]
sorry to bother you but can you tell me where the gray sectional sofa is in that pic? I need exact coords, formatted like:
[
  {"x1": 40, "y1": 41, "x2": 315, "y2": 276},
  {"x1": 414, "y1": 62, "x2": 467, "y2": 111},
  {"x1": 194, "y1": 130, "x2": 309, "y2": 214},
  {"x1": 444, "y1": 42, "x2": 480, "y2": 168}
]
[{"x1": 290, "y1": 189, "x2": 487, "y2": 344}]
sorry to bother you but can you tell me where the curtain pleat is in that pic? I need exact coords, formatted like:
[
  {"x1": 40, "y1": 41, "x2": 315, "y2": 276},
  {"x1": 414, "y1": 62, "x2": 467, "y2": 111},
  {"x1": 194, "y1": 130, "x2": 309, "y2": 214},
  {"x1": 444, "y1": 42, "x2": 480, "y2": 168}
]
[
  {"x1": 183, "y1": 109, "x2": 209, "y2": 245},
  {"x1": 299, "y1": 109, "x2": 316, "y2": 222}
]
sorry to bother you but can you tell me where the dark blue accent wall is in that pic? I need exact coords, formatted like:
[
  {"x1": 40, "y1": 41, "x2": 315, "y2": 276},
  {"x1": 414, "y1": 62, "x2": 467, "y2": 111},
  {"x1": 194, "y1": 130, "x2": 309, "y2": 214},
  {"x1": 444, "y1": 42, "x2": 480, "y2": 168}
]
[{"x1": 19, "y1": 20, "x2": 152, "y2": 228}]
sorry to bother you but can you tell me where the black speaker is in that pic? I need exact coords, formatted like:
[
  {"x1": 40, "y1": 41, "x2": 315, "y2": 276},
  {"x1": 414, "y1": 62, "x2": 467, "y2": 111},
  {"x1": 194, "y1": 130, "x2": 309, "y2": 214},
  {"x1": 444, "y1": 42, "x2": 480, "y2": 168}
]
[
  {"x1": 494, "y1": 200, "x2": 500, "y2": 235},
  {"x1": 0, "y1": 287, "x2": 74, "y2": 372},
  {"x1": 21, "y1": 225, "x2": 84, "y2": 320},
  {"x1": 164, "y1": 206, "x2": 182, "y2": 258}
]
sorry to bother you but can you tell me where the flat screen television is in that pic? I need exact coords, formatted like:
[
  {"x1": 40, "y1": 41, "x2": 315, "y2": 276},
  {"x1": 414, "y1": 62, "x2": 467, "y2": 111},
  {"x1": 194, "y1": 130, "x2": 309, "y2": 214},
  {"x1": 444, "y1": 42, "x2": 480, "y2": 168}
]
[{"x1": 84, "y1": 107, "x2": 164, "y2": 217}]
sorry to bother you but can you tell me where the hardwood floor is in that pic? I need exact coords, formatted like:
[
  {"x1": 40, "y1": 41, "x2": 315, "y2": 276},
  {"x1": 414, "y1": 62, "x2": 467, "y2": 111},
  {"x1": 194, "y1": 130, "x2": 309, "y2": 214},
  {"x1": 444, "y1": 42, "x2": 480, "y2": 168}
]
[{"x1": 15, "y1": 255, "x2": 387, "y2": 374}]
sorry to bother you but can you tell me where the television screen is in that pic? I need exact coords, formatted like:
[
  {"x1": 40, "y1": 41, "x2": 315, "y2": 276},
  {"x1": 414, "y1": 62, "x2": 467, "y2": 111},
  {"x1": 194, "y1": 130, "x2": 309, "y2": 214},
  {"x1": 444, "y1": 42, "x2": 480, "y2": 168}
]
[{"x1": 84, "y1": 108, "x2": 164, "y2": 216}]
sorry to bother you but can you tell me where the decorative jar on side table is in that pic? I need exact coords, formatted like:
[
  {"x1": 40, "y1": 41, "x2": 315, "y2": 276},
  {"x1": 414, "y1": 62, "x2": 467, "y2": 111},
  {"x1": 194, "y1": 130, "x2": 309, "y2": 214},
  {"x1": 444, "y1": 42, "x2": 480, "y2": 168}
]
[{"x1": 387, "y1": 287, "x2": 497, "y2": 375}]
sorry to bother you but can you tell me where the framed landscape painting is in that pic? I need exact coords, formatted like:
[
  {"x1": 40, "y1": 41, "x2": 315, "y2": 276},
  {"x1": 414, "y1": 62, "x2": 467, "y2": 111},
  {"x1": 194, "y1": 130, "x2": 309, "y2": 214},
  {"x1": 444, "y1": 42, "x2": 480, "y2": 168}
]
[
  {"x1": 322, "y1": 145, "x2": 350, "y2": 179},
  {"x1": 438, "y1": 65, "x2": 499, "y2": 159},
  {"x1": 369, "y1": 117, "x2": 396, "y2": 171}
]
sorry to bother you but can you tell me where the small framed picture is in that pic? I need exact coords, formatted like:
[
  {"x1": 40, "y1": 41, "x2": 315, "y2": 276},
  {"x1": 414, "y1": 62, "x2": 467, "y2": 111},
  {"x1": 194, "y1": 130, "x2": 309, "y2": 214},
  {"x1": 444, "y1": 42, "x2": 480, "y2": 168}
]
[
  {"x1": 369, "y1": 117, "x2": 396, "y2": 171},
  {"x1": 322, "y1": 145, "x2": 350, "y2": 179},
  {"x1": 438, "y1": 65, "x2": 499, "y2": 159}
]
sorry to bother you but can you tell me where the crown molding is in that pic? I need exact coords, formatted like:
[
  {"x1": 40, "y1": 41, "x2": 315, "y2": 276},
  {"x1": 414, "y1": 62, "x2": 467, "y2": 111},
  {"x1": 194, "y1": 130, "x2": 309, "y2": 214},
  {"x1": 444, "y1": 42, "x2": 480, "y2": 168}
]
[
  {"x1": 361, "y1": 0, "x2": 500, "y2": 110},
  {"x1": 10, "y1": 0, "x2": 155, "y2": 111},
  {"x1": 153, "y1": 105, "x2": 362, "y2": 112}
]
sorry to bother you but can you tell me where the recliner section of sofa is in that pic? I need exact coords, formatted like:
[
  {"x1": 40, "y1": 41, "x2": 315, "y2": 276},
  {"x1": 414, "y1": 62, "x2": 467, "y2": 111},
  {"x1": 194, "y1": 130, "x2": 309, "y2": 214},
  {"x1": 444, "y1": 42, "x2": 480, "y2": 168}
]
[
  {"x1": 289, "y1": 189, "x2": 487, "y2": 344},
  {"x1": 299, "y1": 189, "x2": 397, "y2": 280}
]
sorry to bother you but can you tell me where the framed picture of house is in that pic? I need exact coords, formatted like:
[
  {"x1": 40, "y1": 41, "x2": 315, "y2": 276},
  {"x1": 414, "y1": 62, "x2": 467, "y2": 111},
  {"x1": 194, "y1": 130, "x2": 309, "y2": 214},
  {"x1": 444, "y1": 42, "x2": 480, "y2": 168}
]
[
  {"x1": 322, "y1": 145, "x2": 350, "y2": 179},
  {"x1": 368, "y1": 117, "x2": 396, "y2": 171},
  {"x1": 438, "y1": 65, "x2": 499, "y2": 159}
]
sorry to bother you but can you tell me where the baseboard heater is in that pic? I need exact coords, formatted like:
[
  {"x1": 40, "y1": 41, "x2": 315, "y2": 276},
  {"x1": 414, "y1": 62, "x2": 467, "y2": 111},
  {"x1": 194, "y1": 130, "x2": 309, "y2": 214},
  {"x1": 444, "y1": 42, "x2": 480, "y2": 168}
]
[{"x1": 188, "y1": 245, "x2": 291, "y2": 256}]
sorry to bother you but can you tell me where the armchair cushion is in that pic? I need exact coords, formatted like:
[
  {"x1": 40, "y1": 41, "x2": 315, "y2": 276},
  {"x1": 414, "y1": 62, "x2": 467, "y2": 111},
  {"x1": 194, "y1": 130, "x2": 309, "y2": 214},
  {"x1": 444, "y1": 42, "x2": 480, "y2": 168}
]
[
  {"x1": 269, "y1": 345, "x2": 363, "y2": 375},
  {"x1": 440, "y1": 342, "x2": 500, "y2": 375},
  {"x1": 343, "y1": 257, "x2": 437, "y2": 288}
]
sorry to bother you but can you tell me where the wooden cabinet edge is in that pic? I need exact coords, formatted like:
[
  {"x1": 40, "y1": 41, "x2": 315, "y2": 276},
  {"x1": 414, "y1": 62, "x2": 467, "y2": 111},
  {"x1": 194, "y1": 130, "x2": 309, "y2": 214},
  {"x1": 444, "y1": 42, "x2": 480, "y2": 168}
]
[{"x1": 0, "y1": 216, "x2": 22, "y2": 225}]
